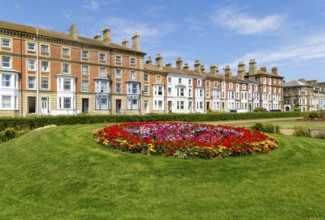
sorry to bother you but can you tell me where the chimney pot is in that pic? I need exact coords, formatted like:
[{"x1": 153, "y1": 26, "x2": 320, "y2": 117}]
[
  {"x1": 260, "y1": 66, "x2": 267, "y2": 72},
  {"x1": 94, "y1": 33, "x2": 101, "y2": 40},
  {"x1": 224, "y1": 65, "x2": 232, "y2": 77},
  {"x1": 210, "y1": 63, "x2": 218, "y2": 74}
]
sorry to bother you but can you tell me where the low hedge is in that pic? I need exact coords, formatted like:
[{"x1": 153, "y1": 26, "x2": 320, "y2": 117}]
[{"x1": 0, "y1": 111, "x2": 303, "y2": 130}]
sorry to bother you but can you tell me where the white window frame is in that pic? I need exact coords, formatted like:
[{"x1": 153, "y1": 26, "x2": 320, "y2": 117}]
[
  {"x1": 28, "y1": 76, "x2": 36, "y2": 90},
  {"x1": 130, "y1": 57, "x2": 136, "y2": 65},
  {"x1": 115, "y1": 55, "x2": 122, "y2": 64},
  {"x1": 62, "y1": 48, "x2": 70, "y2": 57},
  {"x1": 2, "y1": 38, "x2": 11, "y2": 48},
  {"x1": 99, "y1": 67, "x2": 106, "y2": 77},
  {"x1": 27, "y1": 42, "x2": 36, "y2": 52},
  {"x1": 82, "y1": 65, "x2": 89, "y2": 76},
  {"x1": 41, "y1": 77, "x2": 49, "y2": 90},
  {"x1": 99, "y1": 53, "x2": 106, "y2": 62},
  {"x1": 27, "y1": 59, "x2": 36, "y2": 71},
  {"x1": 2, "y1": 56, "x2": 11, "y2": 68},
  {"x1": 82, "y1": 80, "x2": 89, "y2": 92},
  {"x1": 41, "y1": 44, "x2": 49, "y2": 54},
  {"x1": 62, "y1": 63, "x2": 70, "y2": 74},
  {"x1": 130, "y1": 71, "x2": 136, "y2": 80},
  {"x1": 1, "y1": 95, "x2": 12, "y2": 109},
  {"x1": 116, "y1": 83, "x2": 122, "y2": 93},
  {"x1": 41, "y1": 61, "x2": 49, "y2": 72},
  {"x1": 82, "y1": 50, "x2": 89, "y2": 59},
  {"x1": 2, "y1": 74, "x2": 11, "y2": 87},
  {"x1": 115, "y1": 69, "x2": 122, "y2": 78}
]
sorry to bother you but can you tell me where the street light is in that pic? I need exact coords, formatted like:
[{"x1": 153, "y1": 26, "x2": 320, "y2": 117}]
[{"x1": 35, "y1": 27, "x2": 39, "y2": 116}]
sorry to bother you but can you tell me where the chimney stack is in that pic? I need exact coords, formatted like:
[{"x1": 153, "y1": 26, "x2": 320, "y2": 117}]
[
  {"x1": 156, "y1": 53, "x2": 163, "y2": 69},
  {"x1": 272, "y1": 67, "x2": 278, "y2": 75},
  {"x1": 183, "y1": 63, "x2": 190, "y2": 70},
  {"x1": 122, "y1": 38, "x2": 129, "y2": 47},
  {"x1": 165, "y1": 63, "x2": 172, "y2": 67},
  {"x1": 224, "y1": 65, "x2": 231, "y2": 78},
  {"x1": 103, "y1": 27, "x2": 111, "y2": 43},
  {"x1": 249, "y1": 59, "x2": 257, "y2": 75},
  {"x1": 69, "y1": 24, "x2": 78, "y2": 39},
  {"x1": 237, "y1": 61, "x2": 246, "y2": 80},
  {"x1": 146, "y1": 56, "x2": 152, "y2": 64},
  {"x1": 94, "y1": 33, "x2": 101, "y2": 40},
  {"x1": 132, "y1": 33, "x2": 140, "y2": 51},
  {"x1": 210, "y1": 63, "x2": 218, "y2": 74},
  {"x1": 194, "y1": 60, "x2": 201, "y2": 73},
  {"x1": 260, "y1": 66, "x2": 267, "y2": 73},
  {"x1": 176, "y1": 57, "x2": 183, "y2": 71},
  {"x1": 200, "y1": 65, "x2": 205, "y2": 73}
]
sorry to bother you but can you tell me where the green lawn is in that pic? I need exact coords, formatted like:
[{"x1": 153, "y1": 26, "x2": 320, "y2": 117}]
[
  {"x1": 1, "y1": 123, "x2": 325, "y2": 219},
  {"x1": 214, "y1": 119, "x2": 325, "y2": 129}
]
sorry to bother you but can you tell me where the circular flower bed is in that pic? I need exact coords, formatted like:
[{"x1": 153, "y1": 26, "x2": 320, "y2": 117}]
[{"x1": 93, "y1": 122, "x2": 279, "y2": 159}]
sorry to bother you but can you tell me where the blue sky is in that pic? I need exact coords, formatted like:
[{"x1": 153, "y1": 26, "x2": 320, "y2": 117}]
[{"x1": 2, "y1": 0, "x2": 325, "y2": 81}]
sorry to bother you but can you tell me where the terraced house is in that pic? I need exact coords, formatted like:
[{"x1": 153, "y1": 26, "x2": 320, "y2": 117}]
[
  {"x1": 0, "y1": 20, "x2": 146, "y2": 116},
  {"x1": 0, "y1": 20, "x2": 285, "y2": 116}
]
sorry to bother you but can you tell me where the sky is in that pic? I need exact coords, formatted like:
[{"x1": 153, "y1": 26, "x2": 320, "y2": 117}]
[{"x1": 2, "y1": 0, "x2": 325, "y2": 82}]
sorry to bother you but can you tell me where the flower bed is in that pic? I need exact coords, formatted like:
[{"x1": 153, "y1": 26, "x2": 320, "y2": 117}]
[{"x1": 93, "y1": 122, "x2": 279, "y2": 159}]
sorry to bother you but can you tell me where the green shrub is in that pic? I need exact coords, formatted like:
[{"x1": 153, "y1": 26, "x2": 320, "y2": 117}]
[
  {"x1": 253, "y1": 122, "x2": 280, "y2": 134},
  {"x1": 293, "y1": 126, "x2": 310, "y2": 137},
  {"x1": 294, "y1": 107, "x2": 301, "y2": 112},
  {"x1": 308, "y1": 111, "x2": 319, "y2": 118},
  {"x1": 254, "y1": 108, "x2": 267, "y2": 112},
  {"x1": 0, "y1": 111, "x2": 303, "y2": 131},
  {"x1": 0, "y1": 128, "x2": 19, "y2": 143}
]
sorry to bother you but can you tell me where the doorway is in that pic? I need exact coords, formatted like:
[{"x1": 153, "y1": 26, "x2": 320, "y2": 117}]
[
  {"x1": 82, "y1": 98, "x2": 89, "y2": 113},
  {"x1": 41, "y1": 97, "x2": 49, "y2": 115},
  {"x1": 28, "y1": 97, "x2": 36, "y2": 114},
  {"x1": 116, "y1": 99, "x2": 122, "y2": 114},
  {"x1": 168, "y1": 101, "x2": 172, "y2": 113}
]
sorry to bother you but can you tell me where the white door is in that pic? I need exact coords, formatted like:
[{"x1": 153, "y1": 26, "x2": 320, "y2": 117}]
[{"x1": 41, "y1": 97, "x2": 49, "y2": 115}]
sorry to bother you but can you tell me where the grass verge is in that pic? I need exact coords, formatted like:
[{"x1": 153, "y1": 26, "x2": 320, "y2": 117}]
[{"x1": 1, "y1": 123, "x2": 325, "y2": 219}]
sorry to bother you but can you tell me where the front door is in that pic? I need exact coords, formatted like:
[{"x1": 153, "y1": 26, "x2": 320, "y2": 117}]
[
  {"x1": 116, "y1": 99, "x2": 121, "y2": 114},
  {"x1": 82, "y1": 98, "x2": 89, "y2": 113},
  {"x1": 206, "y1": 102, "x2": 210, "y2": 111},
  {"x1": 144, "y1": 101, "x2": 149, "y2": 113},
  {"x1": 28, "y1": 97, "x2": 36, "y2": 114},
  {"x1": 41, "y1": 97, "x2": 49, "y2": 115},
  {"x1": 168, "y1": 101, "x2": 172, "y2": 113}
]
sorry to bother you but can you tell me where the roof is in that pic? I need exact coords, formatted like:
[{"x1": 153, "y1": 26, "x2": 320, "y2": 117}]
[
  {"x1": 284, "y1": 80, "x2": 312, "y2": 87},
  {"x1": 0, "y1": 20, "x2": 145, "y2": 54},
  {"x1": 144, "y1": 63, "x2": 167, "y2": 73}
]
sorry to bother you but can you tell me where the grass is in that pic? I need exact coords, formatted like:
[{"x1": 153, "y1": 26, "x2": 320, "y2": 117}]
[
  {"x1": 1, "y1": 123, "x2": 325, "y2": 219},
  {"x1": 213, "y1": 119, "x2": 325, "y2": 129}
]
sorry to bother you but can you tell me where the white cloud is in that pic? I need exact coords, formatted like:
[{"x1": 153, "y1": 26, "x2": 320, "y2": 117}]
[
  {"x1": 223, "y1": 32, "x2": 325, "y2": 71},
  {"x1": 210, "y1": 6, "x2": 285, "y2": 35},
  {"x1": 82, "y1": 0, "x2": 99, "y2": 11}
]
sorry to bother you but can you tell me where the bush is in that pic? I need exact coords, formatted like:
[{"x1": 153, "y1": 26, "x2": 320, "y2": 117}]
[
  {"x1": 0, "y1": 128, "x2": 19, "y2": 143},
  {"x1": 253, "y1": 122, "x2": 280, "y2": 134},
  {"x1": 308, "y1": 111, "x2": 319, "y2": 119},
  {"x1": 0, "y1": 111, "x2": 303, "y2": 131},
  {"x1": 254, "y1": 108, "x2": 267, "y2": 112},
  {"x1": 293, "y1": 126, "x2": 310, "y2": 137},
  {"x1": 294, "y1": 107, "x2": 301, "y2": 112}
]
